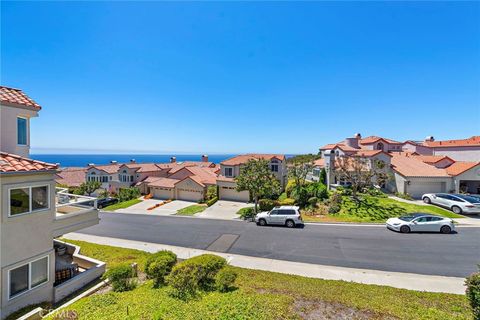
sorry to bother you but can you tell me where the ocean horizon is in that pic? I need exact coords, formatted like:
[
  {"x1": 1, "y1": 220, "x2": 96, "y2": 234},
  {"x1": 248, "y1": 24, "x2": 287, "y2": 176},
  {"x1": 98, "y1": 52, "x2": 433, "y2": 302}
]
[{"x1": 30, "y1": 154, "x2": 297, "y2": 168}]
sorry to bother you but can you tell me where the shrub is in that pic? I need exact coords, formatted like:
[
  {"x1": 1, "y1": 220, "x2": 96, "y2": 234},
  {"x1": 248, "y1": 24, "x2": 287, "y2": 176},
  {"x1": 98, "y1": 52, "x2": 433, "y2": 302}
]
[
  {"x1": 313, "y1": 183, "x2": 328, "y2": 200},
  {"x1": 258, "y1": 199, "x2": 279, "y2": 211},
  {"x1": 118, "y1": 187, "x2": 141, "y2": 202},
  {"x1": 366, "y1": 188, "x2": 387, "y2": 198},
  {"x1": 103, "y1": 264, "x2": 136, "y2": 292},
  {"x1": 466, "y1": 268, "x2": 480, "y2": 320},
  {"x1": 215, "y1": 267, "x2": 237, "y2": 292},
  {"x1": 395, "y1": 192, "x2": 413, "y2": 200},
  {"x1": 182, "y1": 254, "x2": 226, "y2": 290},
  {"x1": 308, "y1": 197, "x2": 318, "y2": 206},
  {"x1": 206, "y1": 197, "x2": 218, "y2": 207},
  {"x1": 285, "y1": 179, "x2": 297, "y2": 197},
  {"x1": 279, "y1": 198, "x2": 295, "y2": 206},
  {"x1": 291, "y1": 187, "x2": 309, "y2": 207},
  {"x1": 145, "y1": 250, "x2": 177, "y2": 287},
  {"x1": 327, "y1": 192, "x2": 343, "y2": 214},
  {"x1": 167, "y1": 263, "x2": 200, "y2": 300},
  {"x1": 206, "y1": 185, "x2": 217, "y2": 200},
  {"x1": 278, "y1": 192, "x2": 288, "y2": 201},
  {"x1": 237, "y1": 207, "x2": 255, "y2": 220}
]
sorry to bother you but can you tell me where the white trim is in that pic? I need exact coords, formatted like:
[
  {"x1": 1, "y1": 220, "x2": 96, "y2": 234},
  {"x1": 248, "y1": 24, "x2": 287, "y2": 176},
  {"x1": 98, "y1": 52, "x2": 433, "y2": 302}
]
[
  {"x1": 8, "y1": 255, "x2": 50, "y2": 301},
  {"x1": 8, "y1": 184, "x2": 51, "y2": 217}
]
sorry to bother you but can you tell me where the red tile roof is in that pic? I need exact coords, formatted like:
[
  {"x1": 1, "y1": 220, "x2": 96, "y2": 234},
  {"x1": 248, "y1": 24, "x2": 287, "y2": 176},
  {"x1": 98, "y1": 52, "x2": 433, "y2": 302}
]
[
  {"x1": 445, "y1": 162, "x2": 480, "y2": 176},
  {"x1": 124, "y1": 163, "x2": 164, "y2": 173},
  {"x1": 87, "y1": 164, "x2": 121, "y2": 174},
  {"x1": 0, "y1": 86, "x2": 41, "y2": 110},
  {"x1": 390, "y1": 154, "x2": 449, "y2": 177},
  {"x1": 353, "y1": 150, "x2": 392, "y2": 158},
  {"x1": 0, "y1": 152, "x2": 57, "y2": 173},
  {"x1": 221, "y1": 154, "x2": 285, "y2": 166},
  {"x1": 313, "y1": 158, "x2": 325, "y2": 167},
  {"x1": 360, "y1": 136, "x2": 402, "y2": 145},
  {"x1": 55, "y1": 167, "x2": 86, "y2": 187},
  {"x1": 425, "y1": 136, "x2": 480, "y2": 148},
  {"x1": 147, "y1": 177, "x2": 179, "y2": 188},
  {"x1": 413, "y1": 155, "x2": 454, "y2": 164},
  {"x1": 184, "y1": 166, "x2": 218, "y2": 185}
]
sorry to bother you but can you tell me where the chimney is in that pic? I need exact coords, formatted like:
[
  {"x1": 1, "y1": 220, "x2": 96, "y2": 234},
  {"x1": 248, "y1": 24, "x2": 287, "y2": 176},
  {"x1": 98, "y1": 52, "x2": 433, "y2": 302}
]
[
  {"x1": 345, "y1": 133, "x2": 360, "y2": 149},
  {"x1": 130, "y1": 159, "x2": 136, "y2": 164},
  {"x1": 425, "y1": 136, "x2": 435, "y2": 142},
  {"x1": 202, "y1": 154, "x2": 209, "y2": 162},
  {"x1": 170, "y1": 156, "x2": 176, "y2": 163},
  {"x1": 88, "y1": 163, "x2": 95, "y2": 167},
  {"x1": 354, "y1": 133, "x2": 362, "y2": 139},
  {"x1": 110, "y1": 160, "x2": 117, "y2": 164}
]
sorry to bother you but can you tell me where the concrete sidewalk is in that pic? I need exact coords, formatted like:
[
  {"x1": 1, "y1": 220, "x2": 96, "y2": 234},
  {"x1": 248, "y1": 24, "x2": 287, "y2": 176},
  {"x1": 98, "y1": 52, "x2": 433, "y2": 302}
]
[{"x1": 64, "y1": 233, "x2": 466, "y2": 295}]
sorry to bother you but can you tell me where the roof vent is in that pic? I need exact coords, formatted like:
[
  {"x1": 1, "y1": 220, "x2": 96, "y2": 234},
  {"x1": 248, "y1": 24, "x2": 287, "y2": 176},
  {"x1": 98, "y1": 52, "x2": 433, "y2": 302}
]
[
  {"x1": 88, "y1": 163, "x2": 95, "y2": 166},
  {"x1": 130, "y1": 159, "x2": 136, "y2": 164},
  {"x1": 111, "y1": 160, "x2": 118, "y2": 164}
]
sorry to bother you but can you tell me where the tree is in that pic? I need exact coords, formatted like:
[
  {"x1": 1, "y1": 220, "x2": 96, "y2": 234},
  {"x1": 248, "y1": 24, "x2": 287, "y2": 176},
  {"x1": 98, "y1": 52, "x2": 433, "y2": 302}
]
[
  {"x1": 334, "y1": 156, "x2": 388, "y2": 199},
  {"x1": 288, "y1": 157, "x2": 314, "y2": 198},
  {"x1": 319, "y1": 168, "x2": 327, "y2": 184},
  {"x1": 235, "y1": 159, "x2": 281, "y2": 213},
  {"x1": 79, "y1": 181, "x2": 101, "y2": 196}
]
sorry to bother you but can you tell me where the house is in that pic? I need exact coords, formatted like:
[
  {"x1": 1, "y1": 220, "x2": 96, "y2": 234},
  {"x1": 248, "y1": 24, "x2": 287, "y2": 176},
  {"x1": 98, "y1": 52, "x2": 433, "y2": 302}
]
[
  {"x1": 217, "y1": 154, "x2": 287, "y2": 202},
  {"x1": 55, "y1": 167, "x2": 87, "y2": 187},
  {"x1": 320, "y1": 133, "x2": 480, "y2": 198},
  {"x1": 0, "y1": 86, "x2": 104, "y2": 319}
]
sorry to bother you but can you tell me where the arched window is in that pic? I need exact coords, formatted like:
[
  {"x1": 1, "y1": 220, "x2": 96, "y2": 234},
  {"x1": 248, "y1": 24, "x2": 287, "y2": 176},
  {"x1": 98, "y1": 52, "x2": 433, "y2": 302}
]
[
  {"x1": 335, "y1": 150, "x2": 340, "y2": 156},
  {"x1": 376, "y1": 142, "x2": 384, "y2": 150}
]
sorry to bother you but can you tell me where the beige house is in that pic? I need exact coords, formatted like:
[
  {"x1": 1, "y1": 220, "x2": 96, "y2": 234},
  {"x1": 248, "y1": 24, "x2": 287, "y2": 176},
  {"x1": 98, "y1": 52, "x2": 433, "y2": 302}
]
[
  {"x1": 217, "y1": 154, "x2": 287, "y2": 202},
  {"x1": 320, "y1": 133, "x2": 480, "y2": 198},
  {"x1": 0, "y1": 86, "x2": 103, "y2": 319}
]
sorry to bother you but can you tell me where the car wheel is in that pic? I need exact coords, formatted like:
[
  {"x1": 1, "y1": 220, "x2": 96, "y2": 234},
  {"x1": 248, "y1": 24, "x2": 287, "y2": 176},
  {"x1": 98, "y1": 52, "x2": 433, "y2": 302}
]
[
  {"x1": 258, "y1": 219, "x2": 267, "y2": 226},
  {"x1": 451, "y1": 206, "x2": 462, "y2": 214},
  {"x1": 285, "y1": 220, "x2": 295, "y2": 228},
  {"x1": 400, "y1": 225, "x2": 410, "y2": 233},
  {"x1": 440, "y1": 225, "x2": 452, "y2": 234},
  {"x1": 423, "y1": 197, "x2": 431, "y2": 204}
]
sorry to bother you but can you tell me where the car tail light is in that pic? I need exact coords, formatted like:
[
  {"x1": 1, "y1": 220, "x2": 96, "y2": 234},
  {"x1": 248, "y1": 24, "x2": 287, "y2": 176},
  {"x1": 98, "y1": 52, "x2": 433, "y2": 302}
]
[{"x1": 466, "y1": 205, "x2": 475, "y2": 208}]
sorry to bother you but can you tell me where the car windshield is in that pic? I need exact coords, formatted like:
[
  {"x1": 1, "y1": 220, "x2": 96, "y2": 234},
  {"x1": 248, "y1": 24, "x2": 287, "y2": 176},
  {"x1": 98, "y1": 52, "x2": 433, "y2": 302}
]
[
  {"x1": 456, "y1": 195, "x2": 480, "y2": 203},
  {"x1": 398, "y1": 215, "x2": 416, "y2": 221}
]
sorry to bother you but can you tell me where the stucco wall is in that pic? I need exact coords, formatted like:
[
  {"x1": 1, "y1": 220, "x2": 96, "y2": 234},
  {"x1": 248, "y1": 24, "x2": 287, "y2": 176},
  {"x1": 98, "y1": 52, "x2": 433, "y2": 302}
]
[
  {"x1": 433, "y1": 146, "x2": 480, "y2": 162},
  {"x1": 0, "y1": 104, "x2": 38, "y2": 158}
]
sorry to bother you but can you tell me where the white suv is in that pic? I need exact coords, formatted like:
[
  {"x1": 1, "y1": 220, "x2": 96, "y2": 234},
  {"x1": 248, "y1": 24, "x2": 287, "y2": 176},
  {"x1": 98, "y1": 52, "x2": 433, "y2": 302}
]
[{"x1": 255, "y1": 206, "x2": 303, "y2": 228}]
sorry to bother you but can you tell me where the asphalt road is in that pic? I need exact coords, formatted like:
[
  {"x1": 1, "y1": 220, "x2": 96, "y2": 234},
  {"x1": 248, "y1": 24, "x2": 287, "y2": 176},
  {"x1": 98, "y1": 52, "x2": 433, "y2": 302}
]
[{"x1": 78, "y1": 212, "x2": 480, "y2": 278}]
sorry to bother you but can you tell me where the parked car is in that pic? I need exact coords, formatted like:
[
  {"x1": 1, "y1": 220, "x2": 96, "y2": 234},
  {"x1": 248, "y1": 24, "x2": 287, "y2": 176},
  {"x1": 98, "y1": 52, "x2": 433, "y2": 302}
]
[
  {"x1": 386, "y1": 213, "x2": 455, "y2": 234},
  {"x1": 255, "y1": 206, "x2": 303, "y2": 228},
  {"x1": 97, "y1": 197, "x2": 119, "y2": 209},
  {"x1": 422, "y1": 193, "x2": 480, "y2": 215}
]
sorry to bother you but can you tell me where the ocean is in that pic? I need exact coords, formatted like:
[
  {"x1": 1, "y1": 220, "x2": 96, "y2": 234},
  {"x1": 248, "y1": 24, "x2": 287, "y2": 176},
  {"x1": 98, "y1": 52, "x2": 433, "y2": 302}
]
[{"x1": 30, "y1": 154, "x2": 237, "y2": 168}]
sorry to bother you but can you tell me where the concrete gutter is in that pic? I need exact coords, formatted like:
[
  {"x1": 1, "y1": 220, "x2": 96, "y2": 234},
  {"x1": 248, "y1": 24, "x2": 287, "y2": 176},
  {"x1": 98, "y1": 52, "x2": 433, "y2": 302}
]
[{"x1": 64, "y1": 233, "x2": 467, "y2": 295}]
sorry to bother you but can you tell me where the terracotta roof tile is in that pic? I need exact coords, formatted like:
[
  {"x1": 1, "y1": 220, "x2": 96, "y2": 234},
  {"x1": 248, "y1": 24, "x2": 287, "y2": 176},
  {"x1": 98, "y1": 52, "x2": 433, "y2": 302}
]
[
  {"x1": 413, "y1": 155, "x2": 454, "y2": 164},
  {"x1": 0, "y1": 152, "x2": 57, "y2": 173},
  {"x1": 55, "y1": 167, "x2": 86, "y2": 187},
  {"x1": 147, "y1": 177, "x2": 179, "y2": 188},
  {"x1": 360, "y1": 136, "x2": 402, "y2": 145},
  {"x1": 425, "y1": 136, "x2": 480, "y2": 148},
  {"x1": 313, "y1": 158, "x2": 325, "y2": 167},
  {"x1": 221, "y1": 154, "x2": 285, "y2": 166},
  {"x1": 445, "y1": 162, "x2": 480, "y2": 176},
  {"x1": 0, "y1": 86, "x2": 41, "y2": 110},
  {"x1": 391, "y1": 154, "x2": 449, "y2": 177},
  {"x1": 87, "y1": 164, "x2": 121, "y2": 174}
]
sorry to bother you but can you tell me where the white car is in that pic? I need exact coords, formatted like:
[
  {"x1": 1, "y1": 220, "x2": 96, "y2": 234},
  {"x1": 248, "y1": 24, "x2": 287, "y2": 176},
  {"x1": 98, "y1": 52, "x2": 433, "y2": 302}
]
[
  {"x1": 255, "y1": 206, "x2": 303, "y2": 228},
  {"x1": 386, "y1": 214, "x2": 455, "y2": 234},
  {"x1": 422, "y1": 193, "x2": 480, "y2": 215}
]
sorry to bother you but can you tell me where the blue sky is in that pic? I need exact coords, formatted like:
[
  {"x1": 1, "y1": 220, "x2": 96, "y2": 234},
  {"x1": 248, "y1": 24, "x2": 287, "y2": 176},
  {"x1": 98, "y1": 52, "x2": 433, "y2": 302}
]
[{"x1": 1, "y1": 1, "x2": 479, "y2": 154}]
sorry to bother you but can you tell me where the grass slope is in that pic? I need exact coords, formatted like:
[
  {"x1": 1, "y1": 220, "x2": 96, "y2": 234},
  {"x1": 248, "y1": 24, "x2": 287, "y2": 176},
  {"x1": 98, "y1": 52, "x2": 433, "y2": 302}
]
[
  {"x1": 54, "y1": 240, "x2": 471, "y2": 320},
  {"x1": 102, "y1": 199, "x2": 142, "y2": 211},
  {"x1": 176, "y1": 204, "x2": 207, "y2": 216},
  {"x1": 303, "y1": 195, "x2": 463, "y2": 223}
]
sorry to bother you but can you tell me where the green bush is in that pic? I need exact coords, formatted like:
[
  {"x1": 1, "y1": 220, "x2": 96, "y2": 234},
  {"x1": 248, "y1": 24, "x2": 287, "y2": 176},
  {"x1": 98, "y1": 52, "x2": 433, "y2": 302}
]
[
  {"x1": 166, "y1": 263, "x2": 200, "y2": 300},
  {"x1": 291, "y1": 187, "x2": 309, "y2": 207},
  {"x1": 278, "y1": 192, "x2": 287, "y2": 201},
  {"x1": 215, "y1": 267, "x2": 237, "y2": 292},
  {"x1": 145, "y1": 250, "x2": 177, "y2": 287},
  {"x1": 395, "y1": 192, "x2": 413, "y2": 200},
  {"x1": 327, "y1": 192, "x2": 343, "y2": 214},
  {"x1": 238, "y1": 207, "x2": 255, "y2": 220},
  {"x1": 182, "y1": 254, "x2": 227, "y2": 290},
  {"x1": 366, "y1": 188, "x2": 387, "y2": 198},
  {"x1": 285, "y1": 180, "x2": 297, "y2": 197},
  {"x1": 308, "y1": 197, "x2": 318, "y2": 206},
  {"x1": 279, "y1": 198, "x2": 295, "y2": 206},
  {"x1": 466, "y1": 268, "x2": 480, "y2": 320},
  {"x1": 103, "y1": 264, "x2": 136, "y2": 292},
  {"x1": 206, "y1": 197, "x2": 218, "y2": 207},
  {"x1": 118, "y1": 187, "x2": 141, "y2": 202},
  {"x1": 259, "y1": 199, "x2": 279, "y2": 211}
]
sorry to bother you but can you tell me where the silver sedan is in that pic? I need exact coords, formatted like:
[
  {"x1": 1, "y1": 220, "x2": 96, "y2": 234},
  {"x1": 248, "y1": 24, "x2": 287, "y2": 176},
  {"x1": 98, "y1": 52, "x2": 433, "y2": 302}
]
[{"x1": 386, "y1": 213, "x2": 455, "y2": 234}]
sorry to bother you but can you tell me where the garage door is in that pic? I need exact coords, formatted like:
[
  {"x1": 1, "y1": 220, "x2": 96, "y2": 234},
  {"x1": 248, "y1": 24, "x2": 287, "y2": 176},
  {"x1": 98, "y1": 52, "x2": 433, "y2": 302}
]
[
  {"x1": 153, "y1": 187, "x2": 172, "y2": 200},
  {"x1": 177, "y1": 189, "x2": 203, "y2": 202},
  {"x1": 219, "y1": 186, "x2": 250, "y2": 202},
  {"x1": 407, "y1": 182, "x2": 446, "y2": 199}
]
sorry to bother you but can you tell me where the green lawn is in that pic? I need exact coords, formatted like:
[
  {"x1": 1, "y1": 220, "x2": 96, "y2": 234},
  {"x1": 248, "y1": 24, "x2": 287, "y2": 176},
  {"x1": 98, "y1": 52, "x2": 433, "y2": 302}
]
[
  {"x1": 49, "y1": 240, "x2": 472, "y2": 320},
  {"x1": 176, "y1": 204, "x2": 207, "y2": 216},
  {"x1": 302, "y1": 195, "x2": 464, "y2": 223},
  {"x1": 102, "y1": 199, "x2": 142, "y2": 211}
]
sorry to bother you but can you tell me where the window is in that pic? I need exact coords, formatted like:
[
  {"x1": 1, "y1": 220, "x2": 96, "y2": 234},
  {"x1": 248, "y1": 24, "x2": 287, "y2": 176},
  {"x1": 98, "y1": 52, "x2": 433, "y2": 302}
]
[
  {"x1": 278, "y1": 210, "x2": 295, "y2": 215},
  {"x1": 270, "y1": 210, "x2": 278, "y2": 215},
  {"x1": 9, "y1": 186, "x2": 50, "y2": 216},
  {"x1": 9, "y1": 256, "x2": 48, "y2": 299},
  {"x1": 270, "y1": 160, "x2": 279, "y2": 172},
  {"x1": 376, "y1": 142, "x2": 384, "y2": 150},
  {"x1": 225, "y1": 167, "x2": 233, "y2": 177},
  {"x1": 17, "y1": 117, "x2": 27, "y2": 145}
]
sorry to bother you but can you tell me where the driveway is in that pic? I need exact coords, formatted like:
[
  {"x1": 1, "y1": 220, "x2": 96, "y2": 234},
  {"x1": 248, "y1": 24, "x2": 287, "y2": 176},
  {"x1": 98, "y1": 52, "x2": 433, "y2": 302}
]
[
  {"x1": 115, "y1": 199, "x2": 195, "y2": 216},
  {"x1": 195, "y1": 200, "x2": 251, "y2": 220}
]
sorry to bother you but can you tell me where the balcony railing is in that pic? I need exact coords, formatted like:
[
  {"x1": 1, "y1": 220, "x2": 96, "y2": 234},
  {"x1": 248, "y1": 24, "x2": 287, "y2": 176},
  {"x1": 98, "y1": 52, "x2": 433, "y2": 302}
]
[{"x1": 53, "y1": 188, "x2": 99, "y2": 237}]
